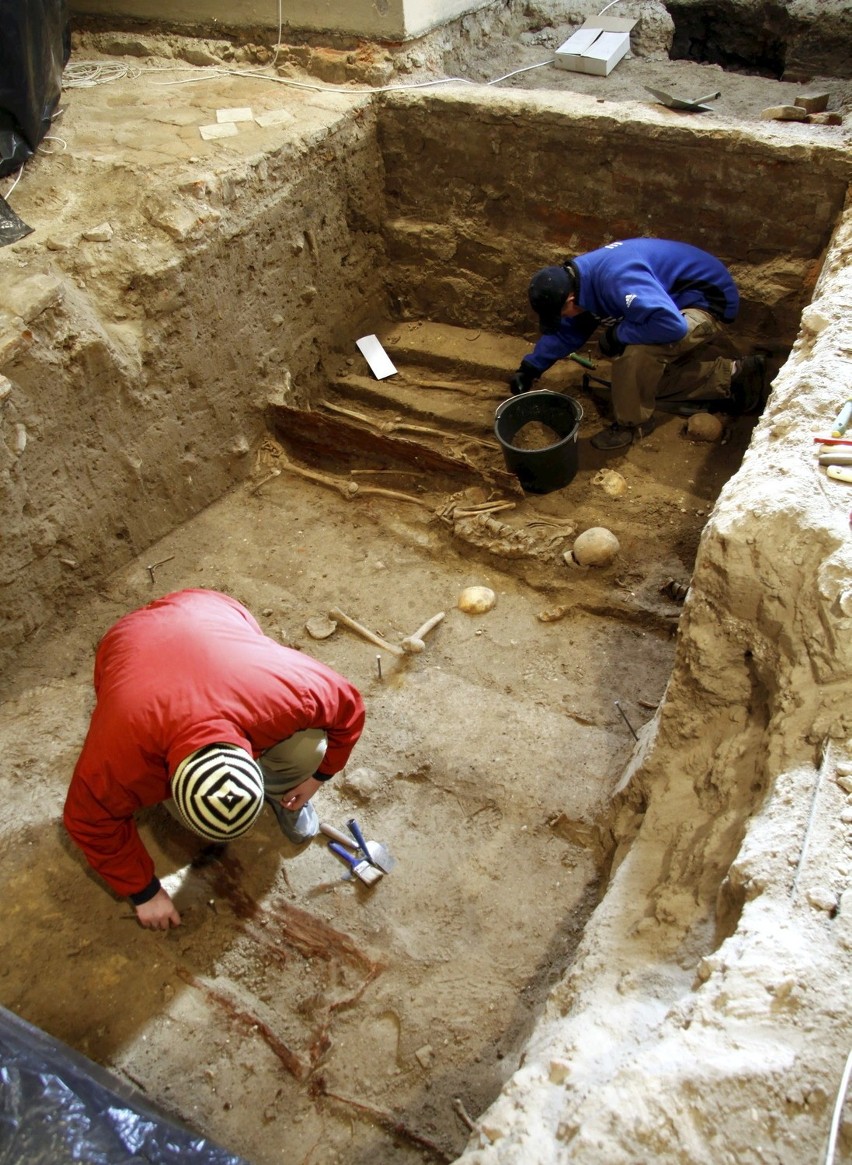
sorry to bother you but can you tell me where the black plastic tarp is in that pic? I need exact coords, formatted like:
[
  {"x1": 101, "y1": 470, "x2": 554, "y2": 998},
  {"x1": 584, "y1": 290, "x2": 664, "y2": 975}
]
[
  {"x1": 0, "y1": 1006, "x2": 253, "y2": 1165},
  {"x1": 0, "y1": 0, "x2": 70, "y2": 177}
]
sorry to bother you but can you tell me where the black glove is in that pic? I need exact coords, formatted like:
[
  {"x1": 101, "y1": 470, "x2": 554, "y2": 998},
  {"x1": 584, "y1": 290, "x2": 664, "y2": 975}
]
[
  {"x1": 509, "y1": 360, "x2": 538, "y2": 396},
  {"x1": 598, "y1": 325, "x2": 626, "y2": 359}
]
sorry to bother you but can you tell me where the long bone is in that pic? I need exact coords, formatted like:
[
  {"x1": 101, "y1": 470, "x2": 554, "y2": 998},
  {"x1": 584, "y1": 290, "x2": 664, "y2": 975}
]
[
  {"x1": 400, "y1": 611, "x2": 445, "y2": 655},
  {"x1": 329, "y1": 607, "x2": 404, "y2": 656}
]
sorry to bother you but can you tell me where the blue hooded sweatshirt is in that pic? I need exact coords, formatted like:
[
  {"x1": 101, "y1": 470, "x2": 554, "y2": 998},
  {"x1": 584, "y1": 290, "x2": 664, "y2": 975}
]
[{"x1": 524, "y1": 238, "x2": 739, "y2": 374}]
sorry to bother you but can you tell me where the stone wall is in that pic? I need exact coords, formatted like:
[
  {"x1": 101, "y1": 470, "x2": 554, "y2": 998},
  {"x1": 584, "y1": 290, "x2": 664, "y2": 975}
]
[{"x1": 377, "y1": 87, "x2": 850, "y2": 351}]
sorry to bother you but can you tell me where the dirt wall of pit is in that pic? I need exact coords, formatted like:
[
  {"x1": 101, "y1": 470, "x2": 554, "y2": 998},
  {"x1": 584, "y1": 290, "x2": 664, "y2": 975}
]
[
  {"x1": 2, "y1": 82, "x2": 850, "y2": 733},
  {"x1": 377, "y1": 88, "x2": 849, "y2": 351},
  {"x1": 452, "y1": 192, "x2": 852, "y2": 1165},
  {"x1": 0, "y1": 100, "x2": 385, "y2": 670}
]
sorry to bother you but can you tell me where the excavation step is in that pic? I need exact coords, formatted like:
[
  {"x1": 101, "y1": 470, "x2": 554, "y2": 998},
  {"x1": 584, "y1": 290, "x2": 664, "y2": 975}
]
[
  {"x1": 324, "y1": 369, "x2": 504, "y2": 435},
  {"x1": 329, "y1": 321, "x2": 589, "y2": 435},
  {"x1": 371, "y1": 320, "x2": 585, "y2": 392}
]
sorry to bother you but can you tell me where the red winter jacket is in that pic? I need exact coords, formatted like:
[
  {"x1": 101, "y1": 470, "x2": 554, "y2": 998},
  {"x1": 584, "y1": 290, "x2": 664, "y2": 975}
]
[{"x1": 64, "y1": 589, "x2": 365, "y2": 899}]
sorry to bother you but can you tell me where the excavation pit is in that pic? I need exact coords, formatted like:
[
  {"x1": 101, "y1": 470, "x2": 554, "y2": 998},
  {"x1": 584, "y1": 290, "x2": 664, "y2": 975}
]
[{"x1": 1, "y1": 22, "x2": 851, "y2": 1165}]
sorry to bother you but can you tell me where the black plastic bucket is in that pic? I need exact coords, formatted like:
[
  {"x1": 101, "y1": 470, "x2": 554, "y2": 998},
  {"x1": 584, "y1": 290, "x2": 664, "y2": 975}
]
[{"x1": 494, "y1": 391, "x2": 583, "y2": 494}]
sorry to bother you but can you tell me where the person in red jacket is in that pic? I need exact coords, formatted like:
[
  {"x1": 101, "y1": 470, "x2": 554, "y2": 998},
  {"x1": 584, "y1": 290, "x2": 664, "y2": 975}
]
[{"x1": 64, "y1": 589, "x2": 365, "y2": 931}]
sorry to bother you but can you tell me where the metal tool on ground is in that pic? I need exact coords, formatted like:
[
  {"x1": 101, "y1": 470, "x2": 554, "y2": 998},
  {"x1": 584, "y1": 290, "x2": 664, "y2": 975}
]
[
  {"x1": 568, "y1": 352, "x2": 596, "y2": 370},
  {"x1": 347, "y1": 818, "x2": 397, "y2": 873},
  {"x1": 614, "y1": 700, "x2": 639, "y2": 741},
  {"x1": 644, "y1": 86, "x2": 721, "y2": 112},
  {"x1": 327, "y1": 841, "x2": 383, "y2": 886},
  {"x1": 400, "y1": 611, "x2": 445, "y2": 655},
  {"x1": 320, "y1": 821, "x2": 359, "y2": 848}
]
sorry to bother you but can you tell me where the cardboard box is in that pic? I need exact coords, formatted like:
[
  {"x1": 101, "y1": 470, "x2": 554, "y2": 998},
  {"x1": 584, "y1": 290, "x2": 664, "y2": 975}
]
[{"x1": 554, "y1": 17, "x2": 637, "y2": 77}]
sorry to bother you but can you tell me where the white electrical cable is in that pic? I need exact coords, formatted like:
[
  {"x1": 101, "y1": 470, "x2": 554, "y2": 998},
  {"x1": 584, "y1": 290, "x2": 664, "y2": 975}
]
[
  {"x1": 62, "y1": 61, "x2": 141, "y2": 88},
  {"x1": 824, "y1": 1049, "x2": 852, "y2": 1165},
  {"x1": 37, "y1": 135, "x2": 68, "y2": 154},
  {"x1": 150, "y1": 56, "x2": 554, "y2": 96},
  {"x1": 3, "y1": 165, "x2": 24, "y2": 197}
]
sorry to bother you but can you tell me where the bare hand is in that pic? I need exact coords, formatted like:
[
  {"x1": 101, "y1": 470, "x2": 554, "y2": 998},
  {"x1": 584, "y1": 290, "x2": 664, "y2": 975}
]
[
  {"x1": 135, "y1": 887, "x2": 181, "y2": 930},
  {"x1": 280, "y1": 776, "x2": 322, "y2": 813}
]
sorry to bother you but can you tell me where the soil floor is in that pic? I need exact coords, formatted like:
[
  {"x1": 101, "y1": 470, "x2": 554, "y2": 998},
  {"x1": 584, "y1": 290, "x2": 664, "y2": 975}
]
[
  {"x1": 0, "y1": 17, "x2": 844, "y2": 1165},
  {"x1": 1, "y1": 389, "x2": 757, "y2": 1164}
]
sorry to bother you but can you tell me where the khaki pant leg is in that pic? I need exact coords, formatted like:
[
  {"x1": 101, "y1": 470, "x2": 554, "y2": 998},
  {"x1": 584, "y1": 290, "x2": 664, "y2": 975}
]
[
  {"x1": 259, "y1": 728, "x2": 328, "y2": 796},
  {"x1": 610, "y1": 309, "x2": 734, "y2": 425}
]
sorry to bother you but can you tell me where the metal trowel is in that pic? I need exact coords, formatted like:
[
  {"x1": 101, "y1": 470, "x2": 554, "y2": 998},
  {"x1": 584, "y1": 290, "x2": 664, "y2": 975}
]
[
  {"x1": 327, "y1": 841, "x2": 383, "y2": 886},
  {"x1": 644, "y1": 86, "x2": 721, "y2": 112},
  {"x1": 347, "y1": 818, "x2": 397, "y2": 873}
]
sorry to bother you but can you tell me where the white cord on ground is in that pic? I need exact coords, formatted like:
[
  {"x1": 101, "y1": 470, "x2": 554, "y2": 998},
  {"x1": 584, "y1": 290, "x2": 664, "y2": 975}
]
[
  {"x1": 150, "y1": 56, "x2": 554, "y2": 96},
  {"x1": 37, "y1": 135, "x2": 68, "y2": 154},
  {"x1": 824, "y1": 1049, "x2": 852, "y2": 1165},
  {"x1": 63, "y1": 61, "x2": 141, "y2": 88},
  {"x1": 3, "y1": 165, "x2": 24, "y2": 197}
]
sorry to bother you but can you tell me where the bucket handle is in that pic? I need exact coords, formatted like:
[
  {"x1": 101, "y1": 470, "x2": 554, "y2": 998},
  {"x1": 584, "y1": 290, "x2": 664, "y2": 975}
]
[
  {"x1": 494, "y1": 395, "x2": 513, "y2": 422},
  {"x1": 495, "y1": 388, "x2": 547, "y2": 421}
]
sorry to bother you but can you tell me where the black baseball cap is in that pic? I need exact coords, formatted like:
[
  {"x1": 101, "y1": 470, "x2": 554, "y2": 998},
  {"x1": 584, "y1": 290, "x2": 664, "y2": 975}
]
[{"x1": 528, "y1": 266, "x2": 574, "y2": 333}]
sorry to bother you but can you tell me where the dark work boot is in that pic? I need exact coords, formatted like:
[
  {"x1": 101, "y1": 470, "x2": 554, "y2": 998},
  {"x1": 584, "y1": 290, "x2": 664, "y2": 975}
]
[
  {"x1": 729, "y1": 355, "x2": 768, "y2": 415},
  {"x1": 590, "y1": 417, "x2": 656, "y2": 450}
]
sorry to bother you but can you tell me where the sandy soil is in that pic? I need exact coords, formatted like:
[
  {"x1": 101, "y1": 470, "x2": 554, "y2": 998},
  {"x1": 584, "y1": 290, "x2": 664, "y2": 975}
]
[
  {"x1": 0, "y1": 319, "x2": 759, "y2": 1163},
  {"x1": 1, "y1": 12, "x2": 847, "y2": 1163}
]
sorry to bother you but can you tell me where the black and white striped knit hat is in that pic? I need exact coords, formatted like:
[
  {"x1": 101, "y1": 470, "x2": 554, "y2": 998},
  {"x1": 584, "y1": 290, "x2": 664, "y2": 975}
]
[{"x1": 171, "y1": 744, "x2": 264, "y2": 841}]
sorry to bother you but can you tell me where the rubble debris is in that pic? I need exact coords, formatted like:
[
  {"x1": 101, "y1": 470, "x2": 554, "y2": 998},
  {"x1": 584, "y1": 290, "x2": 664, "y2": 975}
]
[{"x1": 759, "y1": 104, "x2": 810, "y2": 121}]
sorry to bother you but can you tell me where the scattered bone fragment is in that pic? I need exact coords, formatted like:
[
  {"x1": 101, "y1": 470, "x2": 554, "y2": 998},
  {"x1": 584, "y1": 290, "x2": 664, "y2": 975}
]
[
  {"x1": 538, "y1": 605, "x2": 569, "y2": 622},
  {"x1": 305, "y1": 614, "x2": 337, "y2": 639},
  {"x1": 458, "y1": 586, "x2": 496, "y2": 613},
  {"x1": 570, "y1": 527, "x2": 620, "y2": 567},
  {"x1": 400, "y1": 612, "x2": 445, "y2": 654},
  {"x1": 83, "y1": 222, "x2": 114, "y2": 242},
  {"x1": 592, "y1": 468, "x2": 627, "y2": 496}
]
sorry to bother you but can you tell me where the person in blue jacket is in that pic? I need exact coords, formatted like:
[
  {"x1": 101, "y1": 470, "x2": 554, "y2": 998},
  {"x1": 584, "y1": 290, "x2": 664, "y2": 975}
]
[{"x1": 509, "y1": 238, "x2": 767, "y2": 450}]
